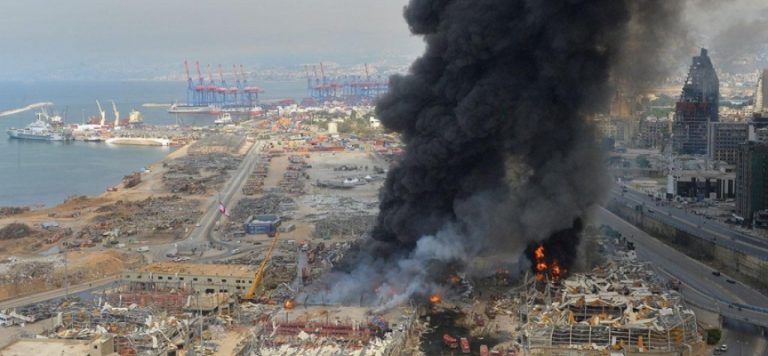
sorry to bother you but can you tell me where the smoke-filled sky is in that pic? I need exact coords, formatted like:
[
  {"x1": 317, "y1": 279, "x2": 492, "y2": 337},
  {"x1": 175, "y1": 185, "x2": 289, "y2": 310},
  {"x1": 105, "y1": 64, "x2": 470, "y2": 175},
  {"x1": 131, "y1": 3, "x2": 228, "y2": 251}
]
[{"x1": 0, "y1": 0, "x2": 765, "y2": 80}]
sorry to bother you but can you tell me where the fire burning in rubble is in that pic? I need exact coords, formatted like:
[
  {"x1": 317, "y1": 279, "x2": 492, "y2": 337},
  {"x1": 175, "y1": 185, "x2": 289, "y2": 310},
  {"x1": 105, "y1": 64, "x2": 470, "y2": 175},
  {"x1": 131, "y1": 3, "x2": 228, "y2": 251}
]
[
  {"x1": 448, "y1": 275, "x2": 461, "y2": 285},
  {"x1": 533, "y1": 245, "x2": 564, "y2": 282},
  {"x1": 429, "y1": 294, "x2": 442, "y2": 305},
  {"x1": 534, "y1": 245, "x2": 547, "y2": 281}
]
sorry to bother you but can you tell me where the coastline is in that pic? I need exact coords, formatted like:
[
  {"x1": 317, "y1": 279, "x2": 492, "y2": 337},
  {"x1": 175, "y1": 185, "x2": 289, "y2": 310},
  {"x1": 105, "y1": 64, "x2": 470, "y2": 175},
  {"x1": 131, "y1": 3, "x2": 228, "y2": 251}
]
[{"x1": 0, "y1": 142, "x2": 191, "y2": 229}]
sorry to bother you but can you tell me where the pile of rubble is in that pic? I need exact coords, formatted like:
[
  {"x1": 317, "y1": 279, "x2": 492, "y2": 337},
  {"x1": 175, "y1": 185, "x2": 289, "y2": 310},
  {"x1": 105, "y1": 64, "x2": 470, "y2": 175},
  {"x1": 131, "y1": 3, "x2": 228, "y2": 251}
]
[
  {"x1": 313, "y1": 215, "x2": 374, "y2": 240},
  {"x1": 0, "y1": 261, "x2": 56, "y2": 286},
  {"x1": 301, "y1": 195, "x2": 378, "y2": 217},
  {"x1": 162, "y1": 153, "x2": 242, "y2": 194},
  {"x1": 0, "y1": 223, "x2": 36, "y2": 240},
  {"x1": 229, "y1": 194, "x2": 296, "y2": 223},
  {"x1": 523, "y1": 251, "x2": 701, "y2": 354},
  {"x1": 187, "y1": 134, "x2": 245, "y2": 155},
  {"x1": 85, "y1": 195, "x2": 200, "y2": 240},
  {"x1": 243, "y1": 155, "x2": 271, "y2": 196},
  {"x1": 279, "y1": 155, "x2": 310, "y2": 194},
  {"x1": 0, "y1": 206, "x2": 30, "y2": 218}
]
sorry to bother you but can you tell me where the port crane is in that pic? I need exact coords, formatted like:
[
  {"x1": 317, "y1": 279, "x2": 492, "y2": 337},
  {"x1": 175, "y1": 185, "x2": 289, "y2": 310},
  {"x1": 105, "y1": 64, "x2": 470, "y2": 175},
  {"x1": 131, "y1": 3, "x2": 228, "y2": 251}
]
[
  {"x1": 96, "y1": 100, "x2": 106, "y2": 126},
  {"x1": 111, "y1": 100, "x2": 120, "y2": 127},
  {"x1": 242, "y1": 232, "x2": 281, "y2": 301}
]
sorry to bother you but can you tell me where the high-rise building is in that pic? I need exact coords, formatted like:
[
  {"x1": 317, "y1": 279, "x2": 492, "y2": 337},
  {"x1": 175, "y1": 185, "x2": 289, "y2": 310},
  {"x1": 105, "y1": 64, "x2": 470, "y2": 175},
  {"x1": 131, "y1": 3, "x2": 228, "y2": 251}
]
[
  {"x1": 639, "y1": 115, "x2": 671, "y2": 149},
  {"x1": 708, "y1": 122, "x2": 750, "y2": 164},
  {"x1": 673, "y1": 49, "x2": 720, "y2": 155},
  {"x1": 736, "y1": 141, "x2": 768, "y2": 223},
  {"x1": 754, "y1": 69, "x2": 768, "y2": 118}
]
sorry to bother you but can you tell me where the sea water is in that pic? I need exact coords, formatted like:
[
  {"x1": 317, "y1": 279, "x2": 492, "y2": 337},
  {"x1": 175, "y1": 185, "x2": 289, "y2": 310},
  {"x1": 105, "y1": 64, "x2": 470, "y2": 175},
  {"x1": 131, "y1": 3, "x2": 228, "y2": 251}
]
[{"x1": 0, "y1": 80, "x2": 306, "y2": 207}]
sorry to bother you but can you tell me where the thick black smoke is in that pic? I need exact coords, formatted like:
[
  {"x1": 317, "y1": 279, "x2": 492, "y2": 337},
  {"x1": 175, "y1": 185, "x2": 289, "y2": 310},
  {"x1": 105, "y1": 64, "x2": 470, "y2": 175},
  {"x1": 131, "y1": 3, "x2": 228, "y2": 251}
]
[
  {"x1": 304, "y1": 0, "x2": 684, "y2": 308},
  {"x1": 373, "y1": 0, "x2": 637, "y2": 268}
]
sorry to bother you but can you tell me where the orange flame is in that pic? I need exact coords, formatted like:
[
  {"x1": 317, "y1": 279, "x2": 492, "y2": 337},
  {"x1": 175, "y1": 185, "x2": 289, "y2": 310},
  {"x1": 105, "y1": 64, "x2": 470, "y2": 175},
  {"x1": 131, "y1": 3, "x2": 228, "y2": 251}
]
[
  {"x1": 534, "y1": 245, "x2": 547, "y2": 281},
  {"x1": 429, "y1": 294, "x2": 442, "y2": 305},
  {"x1": 284, "y1": 299, "x2": 296, "y2": 310},
  {"x1": 448, "y1": 275, "x2": 461, "y2": 285},
  {"x1": 551, "y1": 259, "x2": 561, "y2": 281}
]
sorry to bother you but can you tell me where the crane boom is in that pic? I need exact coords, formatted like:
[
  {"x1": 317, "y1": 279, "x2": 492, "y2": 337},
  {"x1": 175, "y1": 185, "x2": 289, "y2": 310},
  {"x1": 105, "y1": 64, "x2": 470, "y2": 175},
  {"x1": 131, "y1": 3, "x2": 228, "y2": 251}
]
[
  {"x1": 184, "y1": 60, "x2": 191, "y2": 81},
  {"x1": 96, "y1": 100, "x2": 106, "y2": 126},
  {"x1": 243, "y1": 232, "x2": 281, "y2": 301},
  {"x1": 195, "y1": 61, "x2": 204, "y2": 85},
  {"x1": 111, "y1": 100, "x2": 120, "y2": 127}
]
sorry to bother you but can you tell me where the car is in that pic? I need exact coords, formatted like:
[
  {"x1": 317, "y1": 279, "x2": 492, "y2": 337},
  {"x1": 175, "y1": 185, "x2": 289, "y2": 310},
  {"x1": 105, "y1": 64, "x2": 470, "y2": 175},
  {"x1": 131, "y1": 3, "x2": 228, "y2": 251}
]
[
  {"x1": 195, "y1": 223, "x2": 201, "y2": 227},
  {"x1": 711, "y1": 271, "x2": 721, "y2": 276},
  {"x1": 726, "y1": 279, "x2": 736, "y2": 284},
  {"x1": 230, "y1": 248, "x2": 240, "y2": 255},
  {"x1": 719, "y1": 344, "x2": 728, "y2": 352}
]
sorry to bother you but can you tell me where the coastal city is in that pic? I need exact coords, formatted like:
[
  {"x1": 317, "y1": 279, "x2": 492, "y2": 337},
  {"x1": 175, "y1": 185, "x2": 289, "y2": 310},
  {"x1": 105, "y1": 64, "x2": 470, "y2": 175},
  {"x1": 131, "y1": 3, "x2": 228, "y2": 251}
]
[{"x1": 0, "y1": 1, "x2": 767, "y2": 356}]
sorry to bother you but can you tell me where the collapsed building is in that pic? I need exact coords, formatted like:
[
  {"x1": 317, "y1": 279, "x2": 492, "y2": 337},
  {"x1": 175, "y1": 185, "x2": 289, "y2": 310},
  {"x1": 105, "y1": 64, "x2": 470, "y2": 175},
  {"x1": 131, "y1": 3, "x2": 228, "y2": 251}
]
[{"x1": 523, "y1": 251, "x2": 701, "y2": 355}]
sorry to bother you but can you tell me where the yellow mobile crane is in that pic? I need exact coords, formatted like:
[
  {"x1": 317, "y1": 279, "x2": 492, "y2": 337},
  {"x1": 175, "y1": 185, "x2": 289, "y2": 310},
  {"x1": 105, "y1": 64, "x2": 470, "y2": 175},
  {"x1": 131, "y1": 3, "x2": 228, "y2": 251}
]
[{"x1": 242, "y1": 232, "x2": 281, "y2": 301}]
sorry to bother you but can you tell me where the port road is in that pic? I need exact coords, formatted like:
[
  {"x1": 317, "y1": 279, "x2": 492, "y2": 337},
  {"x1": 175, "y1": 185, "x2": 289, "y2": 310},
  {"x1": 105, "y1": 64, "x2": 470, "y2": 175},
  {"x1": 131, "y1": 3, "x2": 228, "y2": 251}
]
[
  {"x1": 185, "y1": 139, "x2": 267, "y2": 252},
  {"x1": 595, "y1": 207, "x2": 768, "y2": 354}
]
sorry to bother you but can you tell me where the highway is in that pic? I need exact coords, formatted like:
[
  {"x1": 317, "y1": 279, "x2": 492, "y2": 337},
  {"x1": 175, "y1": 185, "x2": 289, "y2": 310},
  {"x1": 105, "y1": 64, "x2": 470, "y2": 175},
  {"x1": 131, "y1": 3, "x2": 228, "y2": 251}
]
[
  {"x1": 596, "y1": 207, "x2": 768, "y2": 354},
  {"x1": 610, "y1": 188, "x2": 768, "y2": 261}
]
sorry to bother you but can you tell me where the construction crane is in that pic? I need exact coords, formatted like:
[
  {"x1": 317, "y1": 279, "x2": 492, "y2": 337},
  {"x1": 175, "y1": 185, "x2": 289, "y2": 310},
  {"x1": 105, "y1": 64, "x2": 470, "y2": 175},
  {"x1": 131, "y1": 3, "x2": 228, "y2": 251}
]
[
  {"x1": 111, "y1": 100, "x2": 120, "y2": 127},
  {"x1": 96, "y1": 100, "x2": 106, "y2": 126},
  {"x1": 242, "y1": 232, "x2": 281, "y2": 301}
]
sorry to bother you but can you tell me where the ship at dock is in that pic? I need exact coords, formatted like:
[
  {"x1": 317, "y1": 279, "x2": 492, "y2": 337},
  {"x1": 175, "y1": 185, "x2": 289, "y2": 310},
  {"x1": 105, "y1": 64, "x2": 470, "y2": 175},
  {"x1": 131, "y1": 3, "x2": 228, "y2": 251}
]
[
  {"x1": 168, "y1": 103, "x2": 220, "y2": 115},
  {"x1": 7, "y1": 112, "x2": 71, "y2": 141}
]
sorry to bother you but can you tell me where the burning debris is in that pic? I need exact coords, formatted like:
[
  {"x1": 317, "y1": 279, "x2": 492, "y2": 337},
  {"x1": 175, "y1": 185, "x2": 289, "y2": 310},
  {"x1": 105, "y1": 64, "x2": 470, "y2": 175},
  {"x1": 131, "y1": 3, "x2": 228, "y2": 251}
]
[{"x1": 307, "y1": 0, "x2": 686, "y2": 309}]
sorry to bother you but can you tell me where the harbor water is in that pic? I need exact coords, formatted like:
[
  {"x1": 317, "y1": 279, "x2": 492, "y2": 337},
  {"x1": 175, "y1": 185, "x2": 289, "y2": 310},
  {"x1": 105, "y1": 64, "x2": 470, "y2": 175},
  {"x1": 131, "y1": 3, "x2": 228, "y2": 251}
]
[{"x1": 0, "y1": 80, "x2": 306, "y2": 207}]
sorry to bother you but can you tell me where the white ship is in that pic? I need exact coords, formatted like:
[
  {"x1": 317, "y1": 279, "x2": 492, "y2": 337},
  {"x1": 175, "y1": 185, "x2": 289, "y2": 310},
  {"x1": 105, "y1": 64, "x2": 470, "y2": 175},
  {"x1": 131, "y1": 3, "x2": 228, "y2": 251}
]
[
  {"x1": 168, "y1": 103, "x2": 219, "y2": 114},
  {"x1": 7, "y1": 113, "x2": 68, "y2": 141},
  {"x1": 214, "y1": 113, "x2": 233, "y2": 125}
]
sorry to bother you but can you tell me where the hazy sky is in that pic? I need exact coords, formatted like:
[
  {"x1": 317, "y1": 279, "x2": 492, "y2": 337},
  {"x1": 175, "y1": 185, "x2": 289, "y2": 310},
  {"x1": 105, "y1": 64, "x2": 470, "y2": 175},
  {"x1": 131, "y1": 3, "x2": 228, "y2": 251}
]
[
  {"x1": 0, "y1": 0, "x2": 766, "y2": 80},
  {"x1": 0, "y1": 0, "x2": 423, "y2": 79}
]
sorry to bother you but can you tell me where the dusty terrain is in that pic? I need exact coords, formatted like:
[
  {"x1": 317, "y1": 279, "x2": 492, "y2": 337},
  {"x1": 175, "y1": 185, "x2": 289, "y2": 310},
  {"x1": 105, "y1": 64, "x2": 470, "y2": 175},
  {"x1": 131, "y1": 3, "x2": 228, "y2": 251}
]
[{"x1": 0, "y1": 135, "x2": 252, "y2": 301}]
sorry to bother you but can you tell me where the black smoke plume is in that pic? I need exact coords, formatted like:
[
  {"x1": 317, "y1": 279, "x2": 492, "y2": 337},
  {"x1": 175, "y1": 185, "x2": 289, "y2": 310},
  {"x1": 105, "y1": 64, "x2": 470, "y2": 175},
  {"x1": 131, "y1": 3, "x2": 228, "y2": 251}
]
[{"x1": 305, "y1": 0, "x2": 683, "y2": 308}]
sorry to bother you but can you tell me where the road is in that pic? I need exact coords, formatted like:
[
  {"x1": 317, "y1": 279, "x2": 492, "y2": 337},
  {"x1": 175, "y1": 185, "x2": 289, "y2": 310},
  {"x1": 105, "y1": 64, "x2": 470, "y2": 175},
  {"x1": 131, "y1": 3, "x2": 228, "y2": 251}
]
[
  {"x1": 595, "y1": 207, "x2": 768, "y2": 355},
  {"x1": 0, "y1": 275, "x2": 120, "y2": 310},
  {"x1": 187, "y1": 139, "x2": 266, "y2": 248},
  {"x1": 610, "y1": 188, "x2": 768, "y2": 260},
  {"x1": 149, "y1": 138, "x2": 269, "y2": 262}
]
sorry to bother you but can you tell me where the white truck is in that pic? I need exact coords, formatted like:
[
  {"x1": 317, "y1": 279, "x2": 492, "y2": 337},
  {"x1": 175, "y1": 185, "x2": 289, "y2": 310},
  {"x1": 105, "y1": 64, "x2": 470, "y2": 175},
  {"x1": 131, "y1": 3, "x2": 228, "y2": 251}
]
[{"x1": 136, "y1": 246, "x2": 150, "y2": 253}]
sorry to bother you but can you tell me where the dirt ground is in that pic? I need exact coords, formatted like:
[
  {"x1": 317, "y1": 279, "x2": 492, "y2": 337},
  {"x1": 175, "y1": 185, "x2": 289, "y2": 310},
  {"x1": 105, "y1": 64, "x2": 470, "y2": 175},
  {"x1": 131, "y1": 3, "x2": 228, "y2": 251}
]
[{"x1": 0, "y1": 140, "x2": 249, "y2": 300}]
